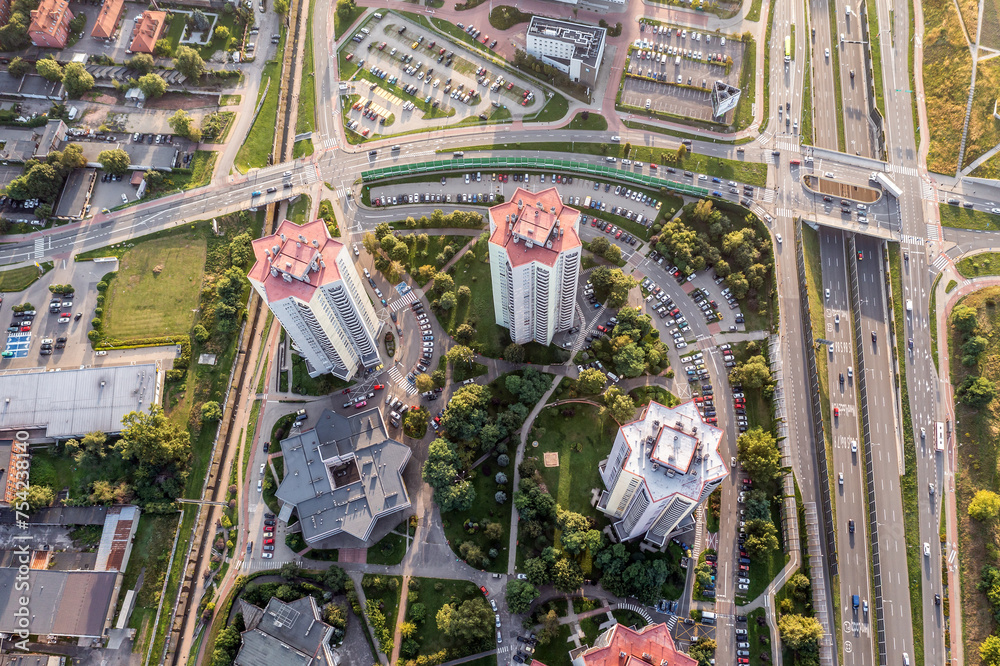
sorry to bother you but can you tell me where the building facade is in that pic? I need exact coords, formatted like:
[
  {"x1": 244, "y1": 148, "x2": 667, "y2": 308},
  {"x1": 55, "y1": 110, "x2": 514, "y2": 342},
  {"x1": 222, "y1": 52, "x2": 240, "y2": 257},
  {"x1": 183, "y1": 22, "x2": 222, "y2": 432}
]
[
  {"x1": 129, "y1": 10, "x2": 166, "y2": 53},
  {"x1": 487, "y1": 187, "x2": 581, "y2": 346},
  {"x1": 248, "y1": 219, "x2": 380, "y2": 380},
  {"x1": 524, "y1": 16, "x2": 606, "y2": 87},
  {"x1": 28, "y1": 0, "x2": 73, "y2": 48},
  {"x1": 560, "y1": 622, "x2": 698, "y2": 666},
  {"x1": 598, "y1": 400, "x2": 728, "y2": 546},
  {"x1": 91, "y1": 0, "x2": 124, "y2": 40}
]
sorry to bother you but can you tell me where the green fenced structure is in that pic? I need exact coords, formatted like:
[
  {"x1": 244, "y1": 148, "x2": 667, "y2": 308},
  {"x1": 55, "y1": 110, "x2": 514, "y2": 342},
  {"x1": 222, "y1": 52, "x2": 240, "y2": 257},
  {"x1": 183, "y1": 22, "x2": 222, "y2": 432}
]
[{"x1": 361, "y1": 157, "x2": 712, "y2": 198}]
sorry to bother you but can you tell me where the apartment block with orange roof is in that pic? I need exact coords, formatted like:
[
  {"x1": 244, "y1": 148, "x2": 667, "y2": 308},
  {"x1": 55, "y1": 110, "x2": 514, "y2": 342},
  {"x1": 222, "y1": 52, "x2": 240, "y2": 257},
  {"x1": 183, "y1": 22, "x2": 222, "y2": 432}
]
[
  {"x1": 552, "y1": 622, "x2": 698, "y2": 666},
  {"x1": 487, "y1": 186, "x2": 582, "y2": 346},
  {"x1": 28, "y1": 0, "x2": 73, "y2": 48},
  {"x1": 91, "y1": 0, "x2": 124, "y2": 40},
  {"x1": 129, "y1": 10, "x2": 166, "y2": 53}
]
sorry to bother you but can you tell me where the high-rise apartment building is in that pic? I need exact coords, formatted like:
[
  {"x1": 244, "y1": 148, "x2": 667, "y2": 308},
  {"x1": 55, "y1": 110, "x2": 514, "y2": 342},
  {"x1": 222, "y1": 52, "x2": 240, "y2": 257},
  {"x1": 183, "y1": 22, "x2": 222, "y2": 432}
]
[
  {"x1": 248, "y1": 219, "x2": 381, "y2": 380},
  {"x1": 487, "y1": 187, "x2": 582, "y2": 346},
  {"x1": 598, "y1": 400, "x2": 728, "y2": 546}
]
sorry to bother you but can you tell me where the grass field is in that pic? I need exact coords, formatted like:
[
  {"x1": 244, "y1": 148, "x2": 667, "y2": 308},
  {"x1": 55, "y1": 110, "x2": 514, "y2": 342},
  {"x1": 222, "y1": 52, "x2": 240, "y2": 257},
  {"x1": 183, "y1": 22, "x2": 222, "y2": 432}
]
[
  {"x1": 939, "y1": 203, "x2": 1000, "y2": 230},
  {"x1": 290, "y1": 353, "x2": 351, "y2": 394},
  {"x1": 441, "y1": 461, "x2": 513, "y2": 573},
  {"x1": 400, "y1": 234, "x2": 474, "y2": 282},
  {"x1": 746, "y1": 0, "x2": 763, "y2": 20},
  {"x1": 962, "y1": 57, "x2": 1000, "y2": 168},
  {"x1": 930, "y1": 272, "x2": 941, "y2": 372},
  {"x1": 733, "y1": 36, "x2": 757, "y2": 132},
  {"x1": 455, "y1": 142, "x2": 768, "y2": 187},
  {"x1": 531, "y1": 624, "x2": 572, "y2": 666},
  {"x1": 234, "y1": 60, "x2": 280, "y2": 172},
  {"x1": 163, "y1": 12, "x2": 243, "y2": 60},
  {"x1": 826, "y1": 0, "x2": 846, "y2": 151},
  {"x1": 410, "y1": 578, "x2": 488, "y2": 658},
  {"x1": 0, "y1": 261, "x2": 52, "y2": 291},
  {"x1": 296, "y1": 0, "x2": 318, "y2": 135},
  {"x1": 800, "y1": 35, "x2": 814, "y2": 144},
  {"x1": 956, "y1": 252, "x2": 1000, "y2": 277},
  {"x1": 563, "y1": 112, "x2": 607, "y2": 131},
  {"x1": 334, "y1": 4, "x2": 368, "y2": 40},
  {"x1": 970, "y1": 150, "x2": 1000, "y2": 179},
  {"x1": 102, "y1": 235, "x2": 207, "y2": 340},
  {"x1": 367, "y1": 523, "x2": 408, "y2": 565},
  {"x1": 865, "y1": 0, "x2": 886, "y2": 115},
  {"x1": 922, "y1": 0, "x2": 974, "y2": 174},
  {"x1": 525, "y1": 92, "x2": 570, "y2": 123},
  {"x1": 288, "y1": 194, "x2": 312, "y2": 224}
]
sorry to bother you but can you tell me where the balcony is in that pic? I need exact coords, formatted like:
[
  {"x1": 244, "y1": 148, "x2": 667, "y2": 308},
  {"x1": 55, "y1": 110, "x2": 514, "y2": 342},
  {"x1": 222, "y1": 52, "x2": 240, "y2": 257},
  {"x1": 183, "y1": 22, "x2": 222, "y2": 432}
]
[{"x1": 596, "y1": 490, "x2": 611, "y2": 512}]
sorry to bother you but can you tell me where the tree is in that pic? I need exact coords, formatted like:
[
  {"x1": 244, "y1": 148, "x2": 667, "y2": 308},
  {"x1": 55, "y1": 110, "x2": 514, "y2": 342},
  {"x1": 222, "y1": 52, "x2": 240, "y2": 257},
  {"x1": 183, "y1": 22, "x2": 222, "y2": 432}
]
[
  {"x1": 323, "y1": 602, "x2": 348, "y2": 629},
  {"x1": 136, "y1": 73, "x2": 167, "y2": 98},
  {"x1": 504, "y1": 343, "x2": 525, "y2": 363},
  {"x1": 5, "y1": 163, "x2": 64, "y2": 202},
  {"x1": 98, "y1": 149, "x2": 131, "y2": 176},
  {"x1": 274, "y1": 0, "x2": 289, "y2": 12},
  {"x1": 455, "y1": 323, "x2": 476, "y2": 345},
  {"x1": 414, "y1": 373, "x2": 434, "y2": 393},
  {"x1": 523, "y1": 556, "x2": 550, "y2": 586},
  {"x1": 213, "y1": 25, "x2": 231, "y2": 43},
  {"x1": 603, "y1": 387, "x2": 636, "y2": 423},
  {"x1": 961, "y1": 375, "x2": 997, "y2": 408},
  {"x1": 577, "y1": 368, "x2": 607, "y2": 394},
  {"x1": 189, "y1": 9, "x2": 210, "y2": 30},
  {"x1": 687, "y1": 638, "x2": 717, "y2": 666},
  {"x1": 513, "y1": 480, "x2": 556, "y2": 523},
  {"x1": 436, "y1": 598, "x2": 493, "y2": 644},
  {"x1": 743, "y1": 519, "x2": 779, "y2": 558},
  {"x1": 115, "y1": 406, "x2": 192, "y2": 501},
  {"x1": 744, "y1": 488, "x2": 771, "y2": 522},
  {"x1": 552, "y1": 557, "x2": 584, "y2": 593},
  {"x1": 613, "y1": 343, "x2": 646, "y2": 378},
  {"x1": 589, "y1": 236, "x2": 610, "y2": 256},
  {"x1": 730, "y1": 355, "x2": 771, "y2": 389},
  {"x1": 35, "y1": 58, "x2": 63, "y2": 82},
  {"x1": 969, "y1": 490, "x2": 1000, "y2": 522},
  {"x1": 788, "y1": 572, "x2": 811, "y2": 600},
  {"x1": 320, "y1": 565, "x2": 347, "y2": 593},
  {"x1": 777, "y1": 614, "x2": 824, "y2": 651},
  {"x1": 8, "y1": 57, "x2": 30, "y2": 78},
  {"x1": 432, "y1": 271, "x2": 454, "y2": 295},
  {"x1": 676, "y1": 143, "x2": 688, "y2": 161},
  {"x1": 445, "y1": 345, "x2": 475, "y2": 367},
  {"x1": 422, "y1": 438, "x2": 460, "y2": 489},
  {"x1": 590, "y1": 266, "x2": 637, "y2": 307},
  {"x1": 506, "y1": 580, "x2": 539, "y2": 614},
  {"x1": 62, "y1": 62, "x2": 94, "y2": 97},
  {"x1": 981, "y1": 635, "x2": 1000, "y2": 666},
  {"x1": 154, "y1": 38, "x2": 173, "y2": 57},
  {"x1": 737, "y1": 427, "x2": 782, "y2": 482},
  {"x1": 201, "y1": 401, "x2": 222, "y2": 422},
  {"x1": 557, "y1": 508, "x2": 602, "y2": 555},
  {"x1": 25, "y1": 484, "x2": 55, "y2": 512},
  {"x1": 168, "y1": 109, "x2": 202, "y2": 142},
  {"x1": 441, "y1": 384, "x2": 491, "y2": 441},
  {"x1": 952, "y1": 304, "x2": 979, "y2": 334},
  {"x1": 336, "y1": 0, "x2": 357, "y2": 20},
  {"x1": 128, "y1": 53, "x2": 155, "y2": 74},
  {"x1": 725, "y1": 271, "x2": 750, "y2": 299},
  {"x1": 173, "y1": 45, "x2": 205, "y2": 81}
]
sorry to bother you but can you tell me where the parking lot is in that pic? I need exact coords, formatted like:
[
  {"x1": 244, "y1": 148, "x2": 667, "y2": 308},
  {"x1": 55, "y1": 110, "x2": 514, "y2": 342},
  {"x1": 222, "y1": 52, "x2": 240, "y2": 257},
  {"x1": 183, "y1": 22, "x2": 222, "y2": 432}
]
[
  {"x1": 339, "y1": 12, "x2": 543, "y2": 138},
  {"x1": 621, "y1": 25, "x2": 746, "y2": 123}
]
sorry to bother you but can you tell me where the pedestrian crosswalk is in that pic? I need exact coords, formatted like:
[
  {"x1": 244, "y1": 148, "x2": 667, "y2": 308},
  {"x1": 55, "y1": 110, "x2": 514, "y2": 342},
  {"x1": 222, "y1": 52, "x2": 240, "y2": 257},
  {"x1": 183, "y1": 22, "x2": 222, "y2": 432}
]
[
  {"x1": 926, "y1": 223, "x2": 940, "y2": 241},
  {"x1": 387, "y1": 365, "x2": 419, "y2": 394},
  {"x1": 889, "y1": 164, "x2": 920, "y2": 177},
  {"x1": 775, "y1": 207, "x2": 794, "y2": 219},
  {"x1": 901, "y1": 234, "x2": 925, "y2": 247},
  {"x1": 496, "y1": 645, "x2": 513, "y2": 655},
  {"x1": 758, "y1": 189, "x2": 776, "y2": 203},
  {"x1": 243, "y1": 558, "x2": 294, "y2": 571},
  {"x1": 921, "y1": 181, "x2": 937, "y2": 202},
  {"x1": 390, "y1": 291, "x2": 418, "y2": 312},
  {"x1": 33, "y1": 238, "x2": 43, "y2": 260},
  {"x1": 320, "y1": 137, "x2": 338, "y2": 149},
  {"x1": 932, "y1": 254, "x2": 950, "y2": 271},
  {"x1": 755, "y1": 132, "x2": 772, "y2": 145}
]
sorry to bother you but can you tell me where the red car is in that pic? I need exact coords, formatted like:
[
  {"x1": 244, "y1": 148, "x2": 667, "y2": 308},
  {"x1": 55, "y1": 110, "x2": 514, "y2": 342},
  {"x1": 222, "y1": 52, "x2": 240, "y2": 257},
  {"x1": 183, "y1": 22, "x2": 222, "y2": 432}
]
[
  {"x1": 650, "y1": 163, "x2": 658, "y2": 170},
  {"x1": 834, "y1": 407, "x2": 840, "y2": 417},
  {"x1": 19, "y1": 326, "x2": 30, "y2": 332},
  {"x1": 342, "y1": 388, "x2": 351, "y2": 394},
  {"x1": 590, "y1": 219, "x2": 597, "y2": 226},
  {"x1": 507, "y1": 82, "x2": 514, "y2": 90},
  {"x1": 480, "y1": 586, "x2": 488, "y2": 595},
  {"x1": 596, "y1": 325, "x2": 607, "y2": 333},
  {"x1": 373, "y1": 384, "x2": 384, "y2": 390},
  {"x1": 264, "y1": 538, "x2": 274, "y2": 545}
]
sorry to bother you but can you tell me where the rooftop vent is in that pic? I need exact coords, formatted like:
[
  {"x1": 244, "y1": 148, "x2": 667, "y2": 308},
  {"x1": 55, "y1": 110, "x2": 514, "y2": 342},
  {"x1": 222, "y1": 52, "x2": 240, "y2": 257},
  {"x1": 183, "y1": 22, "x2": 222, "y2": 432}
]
[{"x1": 312, "y1": 240, "x2": 320, "y2": 248}]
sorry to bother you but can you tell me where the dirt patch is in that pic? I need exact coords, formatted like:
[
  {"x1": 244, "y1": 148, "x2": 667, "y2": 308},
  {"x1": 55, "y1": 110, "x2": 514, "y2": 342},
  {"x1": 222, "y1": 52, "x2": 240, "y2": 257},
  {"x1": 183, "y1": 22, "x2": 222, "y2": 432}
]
[
  {"x1": 87, "y1": 92, "x2": 120, "y2": 106},
  {"x1": 543, "y1": 451, "x2": 559, "y2": 467},
  {"x1": 144, "y1": 92, "x2": 219, "y2": 110},
  {"x1": 802, "y1": 175, "x2": 881, "y2": 202}
]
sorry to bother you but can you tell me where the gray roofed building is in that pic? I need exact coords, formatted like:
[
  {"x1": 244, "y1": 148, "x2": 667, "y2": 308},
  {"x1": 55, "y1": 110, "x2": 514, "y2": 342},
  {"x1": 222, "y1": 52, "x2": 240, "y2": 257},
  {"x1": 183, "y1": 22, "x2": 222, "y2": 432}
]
[
  {"x1": 0, "y1": 569, "x2": 118, "y2": 638},
  {"x1": 75, "y1": 141, "x2": 178, "y2": 172},
  {"x1": 275, "y1": 407, "x2": 410, "y2": 546},
  {"x1": 525, "y1": 16, "x2": 606, "y2": 87},
  {"x1": 0, "y1": 364, "x2": 159, "y2": 440},
  {"x1": 235, "y1": 596, "x2": 335, "y2": 666},
  {"x1": 34, "y1": 118, "x2": 67, "y2": 159}
]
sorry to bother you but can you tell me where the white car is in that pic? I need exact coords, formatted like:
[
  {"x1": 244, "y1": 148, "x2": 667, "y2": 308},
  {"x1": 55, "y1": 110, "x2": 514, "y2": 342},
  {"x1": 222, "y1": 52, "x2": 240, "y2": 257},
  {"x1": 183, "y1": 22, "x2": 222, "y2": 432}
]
[
  {"x1": 924, "y1": 542, "x2": 930, "y2": 556},
  {"x1": 262, "y1": 552, "x2": 273, "y2": 558},
  {"x1": 353, "y1": 243, "x2": 360, "y2": 256},
  {"x1": 490, "y1": 599, "x2": 498, "y2": 611},
  {"x1": 776, "y1": 233, "x2": 782, "y2": 243},
  {"x1": 825, "y1": 288, "x2": 831, "y2": 299},
  {"x1": 259, "y1": 463, "x2": 265, "y2": 475},
  {"x1": 95, "y1": 350, "x2": 107, "y2": 356}
]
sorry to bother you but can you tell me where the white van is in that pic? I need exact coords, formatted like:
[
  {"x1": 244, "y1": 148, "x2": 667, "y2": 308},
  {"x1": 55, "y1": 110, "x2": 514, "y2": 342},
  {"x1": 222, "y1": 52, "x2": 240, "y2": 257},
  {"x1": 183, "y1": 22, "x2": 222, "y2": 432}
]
[
  {"x1": 675, "y1": 55, "x2": 681, "y2": 65},
  {"x1": 607, "y1": 372, "x2": 620, "y2": 383}
]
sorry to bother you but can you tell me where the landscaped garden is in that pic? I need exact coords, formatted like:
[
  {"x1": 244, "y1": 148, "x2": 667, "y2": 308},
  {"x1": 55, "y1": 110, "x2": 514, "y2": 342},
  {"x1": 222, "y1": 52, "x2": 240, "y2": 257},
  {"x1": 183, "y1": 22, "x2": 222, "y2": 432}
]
[{"x1": 403, "y1": 577, "x2": 494, "y2": 662}]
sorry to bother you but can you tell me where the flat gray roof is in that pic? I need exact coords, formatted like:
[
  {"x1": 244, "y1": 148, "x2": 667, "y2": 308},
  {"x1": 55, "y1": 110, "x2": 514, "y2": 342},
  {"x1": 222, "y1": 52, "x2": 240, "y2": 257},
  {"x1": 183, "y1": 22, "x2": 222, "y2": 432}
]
[
  {"x1": 0, "y1": 364, "x2": 159, "y2": 439},
  {"x1": 236, "y1": 597, "x2": 332, "y2": 666},
  {"x1": 0, "y1": 569, "x2": 118, "y2": 638},
  {"x1": 527, "y1": 16, "x2": 606, "y2": 68},
  {"x1": 76, "y1": 142, "x2": 178, "y2": 171},
  {"x1": 55, "y1": 167, "x2": 96, "y2": 218}
]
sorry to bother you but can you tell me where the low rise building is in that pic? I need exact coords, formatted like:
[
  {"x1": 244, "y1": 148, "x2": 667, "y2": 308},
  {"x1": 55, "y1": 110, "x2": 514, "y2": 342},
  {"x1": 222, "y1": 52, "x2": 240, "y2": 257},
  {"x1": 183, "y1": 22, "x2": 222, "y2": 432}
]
[
  {"x1": 487, "y1": 186, "x2": 582, "y2": 346},
  {"x1": 91, "y1": 0, "x2": 124, "y2": 40},
  {"x1": 598, "y1": 400, "x2": 728, "y2": 546},
  {"x1": 0, "y1": 73, "x2": 66, "y2": 100},
  {"x1": 28, "y1": 0, "x2": 73, "y2": 48},
  {"x1": 558, "y1": 622, "x2": 697, "y2": 666},
  {"x1": 275, "y1": 408, "x2": 410, "y2": 547},
  {"x1": 128, "y1": 10, "x2": 166, "y2": 53},
  {"x1": 235, "y1": 596, "x2": 336, "y2": 666},
  {"x1": 524, "y1": 16, "x2": 606, "y2": 87}
]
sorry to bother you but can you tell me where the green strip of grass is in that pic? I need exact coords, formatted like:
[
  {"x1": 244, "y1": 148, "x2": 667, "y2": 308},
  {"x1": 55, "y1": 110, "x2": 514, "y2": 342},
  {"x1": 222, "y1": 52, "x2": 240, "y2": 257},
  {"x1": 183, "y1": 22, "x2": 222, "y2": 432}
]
[
  {"x1": 791, "y1": 23, "x2": 796, "y2": 55},
  {"x1": 367, "y1": 525, "x2": 408, "y2": 565},
  {"x1": 801, "y1": 27, "x2": 814, "y2": 144},
  {"x1": 929, "y1": 272, "x2": 941, "y2": 372},
  {"x1": 0, "y1": 261, "x2": 52, "y2": 291},
  {"x1": 525, "y1": 91, "x2": 569, "y2": 123},
  {"x1": 865, "y1": 0, "x2": 886, "y2": 115},
  {"x1": 288, "y1": 194, "x2": 311, "y2": 224},
  {"x1": 887, "y1": 242, "x2": 924, "y2": 666},
  {"x1": 453, "y1": 141, "x2": 768, "y2": 187},
  {"x1": 747, "y1": 0, "x2": 763, "y2": 21},
  {"x1": 563, "y1": 112, "x2": 608, "y2": 131},
  {"x1": 293, "y1": 138, "x2": 314, "y2": 158},
  {"x1": 733, "y1": 36, "x2": 757, "y2": 132},
  {"x1": 827, "y1": 0, "x2": 847, "y2": 151},
  {"x1": 295, "y1": 0, "x2": 317, "y2": 135},
  {"x1": 761, "y1": 0, "x2": 776, "y2": 134},
  {"x1": 622, "y1": 119, "x2": 756, "y2": 144},
  {"x1": 956, "y1": 251, "x2": 1000, "y2": 277},
  {"x1": 334, "y1": 4, "x2": 368, "y2": 41},
  {"x1": 235, "y1": 60, "x2": 280, "y2": 172},
  {"x1": 940, "y1": 203, "x2": 1000, "y2": 230}
]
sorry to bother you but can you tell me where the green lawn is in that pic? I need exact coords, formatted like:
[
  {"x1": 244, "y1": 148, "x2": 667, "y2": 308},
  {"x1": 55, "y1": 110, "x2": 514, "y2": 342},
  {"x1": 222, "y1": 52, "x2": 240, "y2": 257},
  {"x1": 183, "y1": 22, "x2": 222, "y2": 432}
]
[
  {"x1": 147, "y1": 151, "x2": 217, "y2": 197},
  {"x1": 288, "y1": 195, "x2": 312, "y2": 224},
  {"x1": 745, "y1": 608, "x2": 771, "y2": 665},
  {"x1": 293, "y1": 138, "x2": 315, "y2": 158},
  {"x1": 441, "y1": 461, "x2": 513, "y2": 573},
  {"x1": 234, "y1": 60, "x2": 281, "y2": 172},
  {"x1": 579, "y1": 615, "x2": 602, "y2": 645},
  {"x1": 163, "y1": 12, "x2": 243, "y2": 60},
  {"x1": 746, "y1": 0, "x2": 763, "y2": 20},
  {"x1": 929, "y1": 272, "x2": 941, "y2": 372},
  {"x1": 730, "y1": 341, "x2": 773, "y2": 430},
  {"x1": 290, "y1": 353, "x2": 352, "y2": 394},
  {"x1": 362, "y1": 573, "x2": 402, "y2": 650},
  {"x1": 956, "y1": 252, "x2": 1000, "y2": 277},
  {"x1": 118, "y1": 513, "x2": 181, "y2": 656},
  {"x1": 434, "y1": 234, "x2": 511, "y2": 358},
  {"x1": 297, "y1": 1, "x2": 318, "y2": 135},
  {"x1": 940, "y1": 203, "x2": 1000, "y2": 230},
  {"x1": 628, "y1": 385, "x2": 679, "y2": 407},
  {"x1": 334, "y1": 5, "x2": 368, "y2": 40},
  {"x1": 531, "y1": 624, "x2": 572, "y2": 666},
  {"x1": 410, "y1": 578, "x2": 490, "y2": 658},
  {"x1": 612, "y1": 609, "x2": 648, "y2": 628},
  {"x1": 102, "y1": 235, "x2": 207, "y2": 341},
  {"x1": 400, "y1": 234, "x2": 473, "y2": 282},
  {"x1": 739, "y1": 501, "x2": 788, "y2": 605},
  {"x1": 367, "y1": 522, "x2": 408, "y2": 565},
  {"x1": 0, "y1": 261, "x2": 52, "y2": 292},
  {"x1": 524, "y1": 92, "x2": 570, "y2": 123},
  {"x1": 732, "y1": 37, "x2": 757, "y2": 132},
  {"x1": 563, "y1": 112, "x2": 608, "y2": 131}
]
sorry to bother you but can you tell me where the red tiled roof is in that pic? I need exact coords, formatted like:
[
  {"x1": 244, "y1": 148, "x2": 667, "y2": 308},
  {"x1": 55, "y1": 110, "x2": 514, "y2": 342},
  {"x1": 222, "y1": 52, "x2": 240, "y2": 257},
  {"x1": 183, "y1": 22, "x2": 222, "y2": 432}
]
[
  {"x1": 29, "y1": 0, "x2": 72, "y2": 42},
  {"x1": 248, "y1": 219, "x2": 345, "y2": 304},
  {"x1": 488, "y1": 186, "x2": 581, "y2": 268},
  {"x1": 129, "y1": 10, "x2": 166, "y2": 53},
  {"x1": 91, "y1": 0, "x2": 124, "y2": 40},
  {"x1": 533, "y1": 623, "x2": 697, "y2": 666}
]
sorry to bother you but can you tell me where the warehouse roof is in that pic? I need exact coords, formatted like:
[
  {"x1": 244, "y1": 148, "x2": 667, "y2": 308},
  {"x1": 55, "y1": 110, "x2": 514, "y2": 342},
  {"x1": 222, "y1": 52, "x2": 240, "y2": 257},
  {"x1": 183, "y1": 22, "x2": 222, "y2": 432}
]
[{"x1": 0, "y1": 569, "x2": 118, "y2": 638}]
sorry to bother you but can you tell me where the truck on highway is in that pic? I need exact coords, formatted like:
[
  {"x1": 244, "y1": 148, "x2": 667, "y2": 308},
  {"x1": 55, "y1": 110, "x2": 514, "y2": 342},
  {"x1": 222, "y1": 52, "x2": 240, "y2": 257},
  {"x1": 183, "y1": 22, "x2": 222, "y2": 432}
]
[{"x1": 870, "y1": 171, "x2": 903, "y2": 198}]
